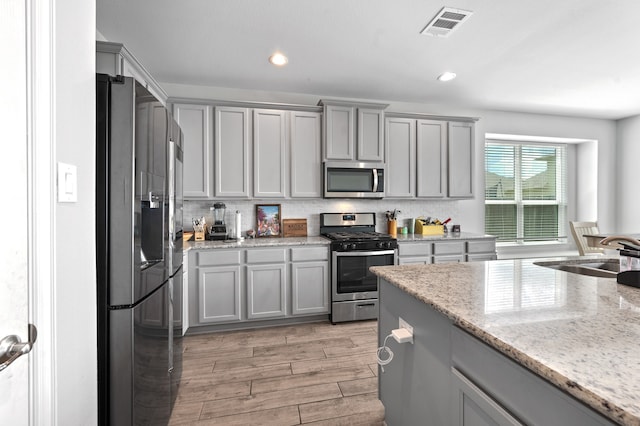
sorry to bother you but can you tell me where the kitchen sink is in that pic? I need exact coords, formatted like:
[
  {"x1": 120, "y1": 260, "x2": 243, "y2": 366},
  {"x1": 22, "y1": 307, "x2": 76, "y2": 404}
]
[{"x1": 533, "y1": 259, "x2": 619, "y2": 278}]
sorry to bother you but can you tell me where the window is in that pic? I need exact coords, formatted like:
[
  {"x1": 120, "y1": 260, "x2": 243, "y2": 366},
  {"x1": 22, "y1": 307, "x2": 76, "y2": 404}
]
[{"x1": 485, "y1": 141, "x2": 567, "y2": 244}]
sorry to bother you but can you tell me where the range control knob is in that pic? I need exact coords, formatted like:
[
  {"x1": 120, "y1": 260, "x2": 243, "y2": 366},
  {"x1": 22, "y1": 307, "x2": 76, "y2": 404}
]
[
  {"x1": 376, "y1": 242, "x2": 384, "y2": 249},
  {"x1": 350, "y1": 243, "x2": 357, "y2": 250},
  {"x1": 341, "y1": 243, "x2": 350, "y2": 251}
]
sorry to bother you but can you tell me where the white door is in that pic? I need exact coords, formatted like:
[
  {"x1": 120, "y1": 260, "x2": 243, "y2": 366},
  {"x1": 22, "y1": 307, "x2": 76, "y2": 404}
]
[{"x1": 1, "y1": 0, "x2": 39, "y2": 423}]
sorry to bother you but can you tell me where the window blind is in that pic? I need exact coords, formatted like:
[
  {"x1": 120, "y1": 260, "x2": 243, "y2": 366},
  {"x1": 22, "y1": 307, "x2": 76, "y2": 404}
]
[{"x1": 485, "y1": 141, "x2": 567, "y2": 243}]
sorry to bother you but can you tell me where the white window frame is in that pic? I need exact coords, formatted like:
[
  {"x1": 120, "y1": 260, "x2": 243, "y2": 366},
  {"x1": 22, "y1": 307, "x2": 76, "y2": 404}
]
[{"x1": 485, "y1": 141, "x2": 568, "y2": 245}]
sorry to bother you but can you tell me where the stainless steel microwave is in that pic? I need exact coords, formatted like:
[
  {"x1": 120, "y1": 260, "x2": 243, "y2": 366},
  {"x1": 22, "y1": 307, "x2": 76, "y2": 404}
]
[{"x1": 324, "y1": 162, "x2": 385, "y2": 199}]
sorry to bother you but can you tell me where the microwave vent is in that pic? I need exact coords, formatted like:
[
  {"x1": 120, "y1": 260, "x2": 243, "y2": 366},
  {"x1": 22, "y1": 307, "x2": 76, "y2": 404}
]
[{"x1": 421, "y1": 7, "x2": 473, "y2": 38}]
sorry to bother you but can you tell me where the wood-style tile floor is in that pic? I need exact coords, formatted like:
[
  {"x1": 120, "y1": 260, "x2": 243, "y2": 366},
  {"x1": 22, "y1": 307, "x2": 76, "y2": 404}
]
[{"x1": 169, "y1": 320, "x2": 385, "y2": 425}]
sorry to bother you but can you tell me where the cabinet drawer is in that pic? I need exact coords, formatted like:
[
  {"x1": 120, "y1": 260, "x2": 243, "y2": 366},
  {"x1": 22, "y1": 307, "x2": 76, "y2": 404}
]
[
  {"x1": 246, "y1": 248, "x2": 287, "y2": 264},
  {"x1": 291, "y1": 246, "x2": 329, "y2": 262},
  {"x1": 467, "y1": 240, "x2": 496, "y2": 254},
  {"x1": 433, "y1": 241, "x2": 465, "y2": 255},
  {"x1": 197, "y1": 250, "x2": 241, "y2": 266},
  {"x1": 398, "y1": 243, "x2": 431, "y2": 257}
]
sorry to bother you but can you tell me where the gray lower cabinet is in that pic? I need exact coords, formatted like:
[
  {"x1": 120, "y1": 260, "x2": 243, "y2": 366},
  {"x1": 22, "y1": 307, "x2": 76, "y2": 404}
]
[
  {"x1": 291, "y1": 261, "x2": 329, "y2": 315},
  {"x1": 379, "y1": 279, "x2": 615, "y2": 426},
  {"x1": 246, "y1": 263, "x2": 287, "y2": 319},
  {"x1": 451, "y1": 367, "x2": 523, "y2": 426},
  {"x1": 397, "y1": 237, "x2": 496, "y2": 265},
  {"x1": 188, "y1": 245, "x2": 329, "y2": 329},
  {"x1": 197, "y1": 265, "x2": 242, "y2": 323}
]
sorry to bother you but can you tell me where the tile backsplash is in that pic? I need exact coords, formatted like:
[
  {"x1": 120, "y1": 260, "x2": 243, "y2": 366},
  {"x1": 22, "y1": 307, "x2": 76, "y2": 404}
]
[{"x1": 184, "y1": 199, "x2": 460, "y2": 237}]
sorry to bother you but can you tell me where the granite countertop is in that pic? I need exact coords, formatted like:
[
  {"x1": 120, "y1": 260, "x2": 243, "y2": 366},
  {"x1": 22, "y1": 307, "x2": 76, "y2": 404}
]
[
  {"x1": 371, "y1": 258, "x2": 640, "y2": 425},
  {"x1": 394, "y1": 231, "x2": 495, "y2": 242},
  {"x1": 185, "y1": 236, "x2": 330, "y2": 250}
]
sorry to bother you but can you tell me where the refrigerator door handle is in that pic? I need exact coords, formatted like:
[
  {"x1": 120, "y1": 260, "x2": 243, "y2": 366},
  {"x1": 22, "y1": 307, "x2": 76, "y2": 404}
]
[{"x1": 0, "y1": 324, "x2": 38, "y2": 372}]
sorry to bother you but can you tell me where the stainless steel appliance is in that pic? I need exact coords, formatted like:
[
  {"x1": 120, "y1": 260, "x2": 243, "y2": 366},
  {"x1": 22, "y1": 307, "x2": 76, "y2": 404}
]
[
  {"x1": 324, "y1": 161, "x2": 385, "y2": 199},
  {"x1": 206, "y1": 202, "x2": 227, "y2": 240},
  {"x1": 96, "y1": 74, "x2": 183, "y2": 426},
  {"x1": 320, "y1": 213, "x2": 397, "y2": 323}
]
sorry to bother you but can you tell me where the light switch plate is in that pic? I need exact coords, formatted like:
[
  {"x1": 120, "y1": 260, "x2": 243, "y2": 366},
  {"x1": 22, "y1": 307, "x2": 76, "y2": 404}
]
[{"x1": 57, "y1": 162, "x2": 77, "y2": 203}]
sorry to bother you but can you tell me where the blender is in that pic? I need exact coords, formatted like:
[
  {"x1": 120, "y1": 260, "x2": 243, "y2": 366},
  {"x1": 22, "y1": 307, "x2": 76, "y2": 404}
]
[{"x1": 206, "y1": 202, "x2": 228, "y2": 240}]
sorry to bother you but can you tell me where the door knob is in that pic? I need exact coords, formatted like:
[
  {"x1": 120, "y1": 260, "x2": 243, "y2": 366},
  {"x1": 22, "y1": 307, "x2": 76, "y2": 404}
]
[{"x1": 0, "y1": 324, "x2": 37, "y2": 372}]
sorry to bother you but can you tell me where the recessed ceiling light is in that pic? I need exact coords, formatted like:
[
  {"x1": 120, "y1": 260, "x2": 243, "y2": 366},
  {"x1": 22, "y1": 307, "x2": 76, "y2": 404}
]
[
  {"x1": 269, "y1": 52, "x2": 288, "y2": 66},
  {"x1": 437, "y1": 72, "x2": 457, "y2": 82}
]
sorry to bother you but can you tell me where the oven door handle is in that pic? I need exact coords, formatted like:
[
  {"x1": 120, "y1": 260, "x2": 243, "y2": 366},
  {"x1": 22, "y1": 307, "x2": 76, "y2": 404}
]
[{"x1": 334, "y1": 249, "x2": 396, "y2": 257}]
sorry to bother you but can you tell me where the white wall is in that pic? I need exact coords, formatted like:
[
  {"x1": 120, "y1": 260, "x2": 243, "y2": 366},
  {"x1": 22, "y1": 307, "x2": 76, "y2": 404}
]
[
  {"x1": 616, "y1": 115, "x2": 640, "y2": 233},
  {"x1": 55, "y1": 0, "x2": 97, "y2": 423}
]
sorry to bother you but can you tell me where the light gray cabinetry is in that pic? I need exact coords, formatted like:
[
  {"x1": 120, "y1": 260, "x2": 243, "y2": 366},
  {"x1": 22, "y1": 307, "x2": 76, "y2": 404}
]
[
  {"x1": 451, "y1": 367, "x2": 523, "y2": 426},
  {"x1": 173, "y1": 103, "x2": 213, "y2": 199},
  {"x1": 290, "y1": 247, "x2": 330, "y2": 315},
  {"x1": 290, "y1": 111, "x2": 322, "y2": 198},
  {"x1": 385, "y1": 116, "x2": 475, "y2": 199},
  {"x1": 214, "y1": 106, "x2": 250, "y2": 198},
  {"x1": 397, "y1": 242, "x2": 431, "y2": 265},
  {"x1": 357, "y1": 108, "x2": 385, "y2": 162},
  {"x1": 193, "y1": 248, "x2": 243, "y2": 325},
  {"x1": 467, "y1": 240, "x2": 498, "y2": 261},
  {"x1": 321, "y1": 100, "x2": 387, "y2": 162},
  {"x1": 397, "y1": 237, "x2": 496, "y2": 264},
  {"x1": 448, "y1": 122, "x2": 474, "y2": 198},
  {"x1": 246, "y1": 248, "x2": 287, "y2": 319},
  {"x1": 417, "y1": 119, "x2": 447, "y2": 198},
  {"x1": 96, "y1": 41, "x2": 168, "y2": 104},
  {"x1": 253, "y1": 109, "x2": 287, "y2": 198},
  {"x1": 379, "y1": 280, "x2": 615, "y2": 426},
  {"x1": 386, "y1": 117, "x2": 416, "y2": 198}
]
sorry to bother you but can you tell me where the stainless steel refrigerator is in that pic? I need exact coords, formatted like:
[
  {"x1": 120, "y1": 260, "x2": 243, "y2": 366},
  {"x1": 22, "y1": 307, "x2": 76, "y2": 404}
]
[{"x1": 96, "y1": 74, "x2": 184, "y2": 425}]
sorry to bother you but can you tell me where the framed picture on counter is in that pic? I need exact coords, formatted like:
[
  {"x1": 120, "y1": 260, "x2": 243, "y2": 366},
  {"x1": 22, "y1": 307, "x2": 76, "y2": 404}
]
[{"x1": 256, "y1": 204, "x2": 281, "y2": 237}]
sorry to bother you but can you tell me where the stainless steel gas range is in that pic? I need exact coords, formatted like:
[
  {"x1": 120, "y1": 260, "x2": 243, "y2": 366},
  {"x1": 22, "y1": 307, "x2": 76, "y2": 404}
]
[{"x1": 320, "y1": 213, "x2": 398, "y2": 323}]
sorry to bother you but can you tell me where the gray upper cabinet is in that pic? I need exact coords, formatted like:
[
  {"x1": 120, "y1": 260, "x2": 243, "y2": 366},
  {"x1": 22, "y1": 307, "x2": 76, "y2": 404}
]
[
  {"x1": 321, "y1": 100, "x2": 387, "y2": 162},
  {"x1": 290, "y1": 111, "x2": 322, "y2": 198},
  {"x1": 214, "y1": 106, "x2": 250, "y2": 198},
  {"x1": 357, "y1": 108, "x2": 385, "y2": 162},
  {"x1": 448, "y1": 122, "x2": 474, "y2": 198},
  {"x1": 385, "y1": 115, "x2": 475, "y2": 199},
  {"x1": 173, "y1": 103, "x2": 213, "y2": 199},
  {"x1": 324, "y1": 104, "x2": 354, "y2": 160},
  {"x1": 417, "y1": 120, "x2": 447, "y2": 198},
  {"x1": 253, "y1": 109, "x2": 286, "y2": 198},
  {"x1": 386, "y1": 117, "x2": 416, "y2": 198}
]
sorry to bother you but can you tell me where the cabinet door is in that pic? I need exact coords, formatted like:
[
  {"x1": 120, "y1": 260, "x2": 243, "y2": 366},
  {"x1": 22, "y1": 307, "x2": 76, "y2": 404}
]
[
  {"x1": 173, "y1": 104, "x2": 213, "y2": 199},
  {"x1": 253, "y1": 109, "x2": 286, "y2": 198},
  {"x1": 385, "y1": 117, "x2": 416, "y2": 198},
  {"x1": 448, "y1": 122, "x2": 474, "y2": 198},
  {"x1": 290, "y1": 111, "x2": 322, "y2": 198},
  {"x1": 451, "y1": 368, "x2": 523, "y2": 426},
  {"x1": 291, "y1": 261, "x2": 329, "y2": 315},
  {"x1": 417, "y1": 119, "x2": 447, "y2": 198},
  {"x1": 357, "y1": 108, "x2": 384, "y2": 162},
  {"x1": 214, "y1": 106, "x2": 250, "y2": 198},
  {"x1": 197, "y1": 265, "x2": 241, "y2": 324},
  {"x1": 247, "y1": 264, "x2": 286, "y2": 319},
  {"x1": 324, "y1": 104, "x2": 354, "y2": 160}
]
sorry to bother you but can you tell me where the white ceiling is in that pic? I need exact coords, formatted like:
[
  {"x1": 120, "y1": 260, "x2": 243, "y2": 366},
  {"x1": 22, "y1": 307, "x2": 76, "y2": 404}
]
[{"x1": 97, "y1": 0, "x2": 640, "y2": 120}]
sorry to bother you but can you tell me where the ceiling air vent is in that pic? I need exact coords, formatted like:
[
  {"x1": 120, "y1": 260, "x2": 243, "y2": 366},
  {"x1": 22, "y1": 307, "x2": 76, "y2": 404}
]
[{"x1": 421, "y1": 7, "x2": 473, "y2": 38}]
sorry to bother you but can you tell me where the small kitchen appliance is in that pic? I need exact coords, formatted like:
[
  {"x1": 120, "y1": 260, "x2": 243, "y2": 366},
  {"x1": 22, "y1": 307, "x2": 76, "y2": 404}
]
[
  {"x1": 320, "y1": 212, "x2": 397, "y2": 323},
  {"x1": 206, "y1": 202, "x2": 228, "y2": 240}
]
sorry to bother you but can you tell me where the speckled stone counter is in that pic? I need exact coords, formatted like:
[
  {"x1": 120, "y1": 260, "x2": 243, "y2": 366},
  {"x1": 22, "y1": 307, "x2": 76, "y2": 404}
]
[
  {"x1": 394, "y1": 231, "x2": 495, "y2": 242},
  {"x1": 371, "y1": 258, "x2": 640, "y2": 425},
  {"x1": 185, "y1": 236, "x2": 329, "y2": 251}
]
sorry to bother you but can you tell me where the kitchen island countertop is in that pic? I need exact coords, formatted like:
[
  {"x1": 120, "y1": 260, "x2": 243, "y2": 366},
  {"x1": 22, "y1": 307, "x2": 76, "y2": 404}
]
[{"x1": 371, "y1": 258, "x2": 640, "y2": 425}]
